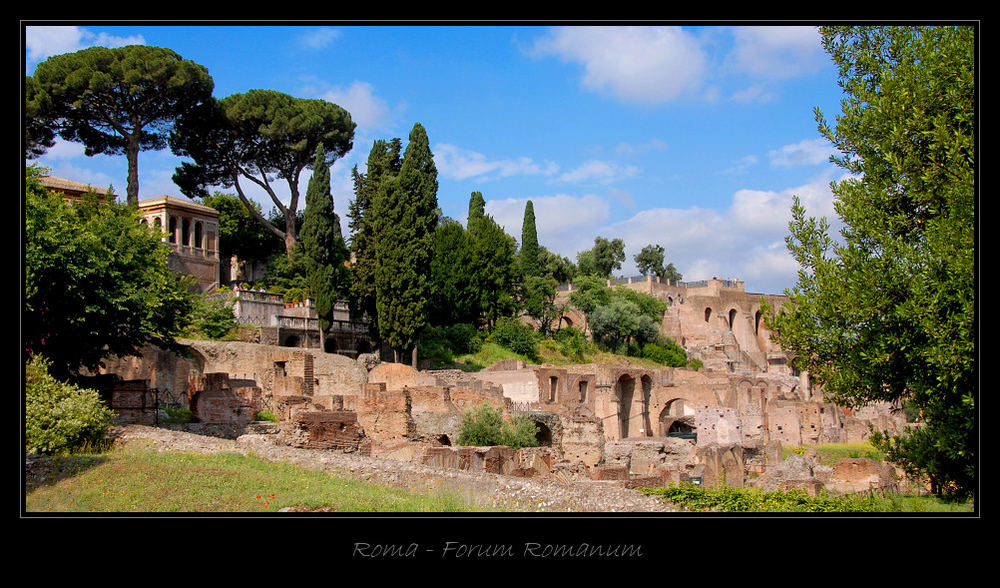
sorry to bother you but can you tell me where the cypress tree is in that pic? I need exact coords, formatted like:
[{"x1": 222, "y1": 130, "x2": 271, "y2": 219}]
[
  {"x1": 348, "y1": 138, "x2": 403, "y2": 344},
  {"x1": 467, "y1": 191, "x2": 486, "y2": 230},
  {"x1": 520, "y1": 200, "x2": 539, "y2": 278},
  {"x1": 300, "y1": 145, "x2": 349, "y2": 333},
  {"x1": 372, "y1": 123, "x2": 439, "y2": 362}
]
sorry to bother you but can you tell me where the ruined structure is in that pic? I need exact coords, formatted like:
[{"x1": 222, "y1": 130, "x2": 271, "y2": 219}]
[{"x1": 95, "y1": 270, "x2": 908, "y2": 497}]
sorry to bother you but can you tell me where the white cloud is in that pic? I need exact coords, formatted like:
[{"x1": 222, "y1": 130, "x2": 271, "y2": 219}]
[
  {"x1": 314, "y1": 81, "x2": 392, "y2": 130},
  {"x1": 530, "y1": 26, "x2": 708, "y2": 104},
  {"x1": 615, "y1": 138, "x2": 667, "y2": 157},
  {"x1": 434, "y1": 143, "x2": 559, "y2": 182},
  {"x1": 769, "y1": 138, "x2": 836, "y2": 167},
  {"x1": 729, "y1": 83, "x2": 777, "y2": 104},
  {"x1": 557, "y1": 160, "x2": 640, "y2": 184},
  {"x1": 486, "y1": 193, "x2": 611, "y2": 254},
  {"x1": 296, "y1": 27, "x2": 341, "y2": 50},
  {"x1": 25, "y1": 26, "x2": 144, "y2": 63},
  {"x1": 587, "y1": 173, "x2": 842, "y2": 293},
  {"x1": 723, "y1": 155, "x2": 758, "y2": 175},
  {"x1": 728, "y1": 26, "x2": 825, "y2": 80}
]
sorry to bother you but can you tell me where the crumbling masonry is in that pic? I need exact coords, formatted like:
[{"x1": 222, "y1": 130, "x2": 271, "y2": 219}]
[{"x1": 95, "y1": 277, "x2": 910, "y2": 497}]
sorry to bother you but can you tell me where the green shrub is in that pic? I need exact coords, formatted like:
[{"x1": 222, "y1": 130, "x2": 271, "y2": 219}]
[
  {"x1": 642, "y1": 338, "x2": 688, "y2": 367},
  {"x1": 687, "y1": 358, "x2": 703, "y2": 371},
  {"x1": 489, "y1": 316, "x2": 539, "y2": 359},
  {"x1": 255, "y1": 410, "x2": 279, "y2": 422},
  {"x1": 25, "y1": 355, "x2": 116, "y2": 454},
  {"x1": 186, "y1": 294, "x2": 237, "y2": 339},
  {"x1": 163, "y1": 407, "x2": 192, "y2": 424},
  {"x1": 457, "y1": 402, "x2": 539, "y2": 449},
  {"x1": 552, "y1": 326, "x2": 588, "y2": 361}
]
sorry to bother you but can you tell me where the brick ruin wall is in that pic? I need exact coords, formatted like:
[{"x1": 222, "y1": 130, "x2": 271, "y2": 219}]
[{"x1": 95, "y1": 336, "x2": 906, "y2": 489}]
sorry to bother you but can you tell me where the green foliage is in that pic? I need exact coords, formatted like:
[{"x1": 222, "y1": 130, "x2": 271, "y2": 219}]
[
  {"x1": 348, "y1": 138, "x2": 403, "y2": 344},
  {"x1": 418, "y1": 323, "x2": 484, "y2": 368},
  {"x1": 163, "y1": 407, "x2": 193, "y2": 424},
  {"x1": 185, "y1": 294, "x2": 238, "y2": 340},
  {"x1": 764, "y1": 26, "x2": 975, "y2": 497},
  {"x1": 255, "y1": 410, "x2": 279, "y2": 422},
  {"x1": 263, "y1": 246, "x2": 309, "y2": 293},
  {"x1": 201, "y1": 192, "x2": 283, "y2": 263},
  {"x1": 467, "y1": 214, "x2": 520, "y2": 329},
  {"x1": 521, "y1": 275, "x2": 561, "y2": 337},
  {"x1": 641, "y1": 339, "x2": 688, "y2": 368},
  {"x1": 467, "y1": 191, "x2": 486, "y2": 229},
  {"x1": 300, "y1": 145, "x2": 350, "y2": 332},
  {"x1": 171, "y1": 89, "x2": 355, "y2": 256},
  {"x1": 634, "y1": 244, "x2": 665, "y2": 277},
  {"x1": 25, "y1": 355, "x2": 116, "y2": 455},
  {"x1": 372, "y1": 123, "x2": 439, "y2": 359},
  {"x1": 457, "y1": 403, "x2": 539, "y2": 450},
  {"x1": 489, "y1": 316, "x2": 540, "y2": 360},
  {"x1": 576, "y1": 236, "x2": 625, "y2": 278},
  {"x1": 428, "y1": 218, "x2": 479, "y2": 326},
  {"x1": 642, "y1": 484, "x2": 888, "y2": 513},
  {"x1": 519, "y1": 200, "x2": 540, "y2": 278},
  {"x1": 26, "y1": 45, "x2": 214, "y2": 204},
  {"x1": 24, "y1": 166, "x2": 196, "y2": 377},
  {"x1": 551, "y1": 326, "x2": 590, "y2": 362},
  {"x1": 686, "y1": 358, "x2": 703, "y2": 371},
  {"x1": 536, "y1": 246, "x2": 578, "y2": 284}
]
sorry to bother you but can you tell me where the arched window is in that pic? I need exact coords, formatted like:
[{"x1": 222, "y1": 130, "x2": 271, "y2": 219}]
[
  {"x1": 728, "y1": 309, "x2": 738, "y2": 330},
  {"x1": 704, "y1": 307, "x2": 712, "y2": 322},
  {"x1": 182, "y1": 219, "x2": 190, "y2": 246}
]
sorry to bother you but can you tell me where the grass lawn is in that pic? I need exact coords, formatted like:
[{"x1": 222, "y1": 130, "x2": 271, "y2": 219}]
[{"x1": 24, "y1": 446, "x2": 494, "y2": 513}]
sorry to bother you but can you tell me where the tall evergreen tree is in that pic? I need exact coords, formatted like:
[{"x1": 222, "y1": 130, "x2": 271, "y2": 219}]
[
  {"x1": 467, "y1": 191, "x2": 486, "y2": 229},
  {"x1": 348, "y1": 138, "x2": 403, "y2": 344},
  {"x1": 371, "y1": 123, "x2": 439, "y2": 363},
  {"x1": 520, "y1": 200, "x2": 539, "y2": 278},
  {"x1": 300, "y1": 145, "x2": 349, "y2": 333},
  {"x1": 469, "y1": 214, "x2": 520, "y2": 329}
]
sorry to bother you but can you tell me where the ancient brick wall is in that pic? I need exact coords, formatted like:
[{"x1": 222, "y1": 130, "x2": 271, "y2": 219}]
[{"x1": 288, "y1": 411, "x2": 365, "y2": 452}]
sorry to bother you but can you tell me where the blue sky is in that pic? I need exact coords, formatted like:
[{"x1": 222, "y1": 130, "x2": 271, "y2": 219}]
[{"x1": 24, "y1": 24, "x2": 851, "y2": 295}]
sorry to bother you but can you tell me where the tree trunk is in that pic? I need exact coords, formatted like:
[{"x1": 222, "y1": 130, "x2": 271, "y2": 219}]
[{"x1": 126, "y1": 137, "x2": 140, "y2": 206}]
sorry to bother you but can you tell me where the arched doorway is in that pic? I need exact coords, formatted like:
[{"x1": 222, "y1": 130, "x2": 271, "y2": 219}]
[
  {"x1": 640, "y1": 375, "x2": 653, "y2": 436},
  {"x1": 616, "y1": 374, "x2": 635, "y2": 439},
  {"x1": 282, "y1": 334, "x2": 301, "y2": 348},
  {"x1": 533, "y1": 420, "x2": 553, "y2": 446},
  {"x1": 728, "y1": 308, "x2": 738, "y2": 330}
]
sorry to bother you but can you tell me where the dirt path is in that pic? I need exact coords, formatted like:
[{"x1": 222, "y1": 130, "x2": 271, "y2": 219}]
[{"x1": 102, "y1": 425, "x2": 678, "y2": 512}]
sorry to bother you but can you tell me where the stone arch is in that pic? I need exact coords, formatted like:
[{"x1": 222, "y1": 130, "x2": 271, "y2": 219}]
[
  {"x1": 532, "y1": 420, "x2": 553, "y2": 446},
  {"x1": 437, "y1": 434, "x2": 452, "y2": 446},
  {"x1": 728, "y1": 308, "x2": 738, "y2": 330},
  {"x1": 659, "y1": 397, "x2": 693, "y2": 436},
  {"x1": 282, "y1": 334, "x2": 301, "y2": 348},
  {"x1": 754, "y1": 309, "x2": 763, "y2": 336},
  {"x1": 558, "y1": 315, "x2": 573, "y2": 329},
  {"x1": 704, "y1": 307, "x2": 712, "y2": 323}
]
